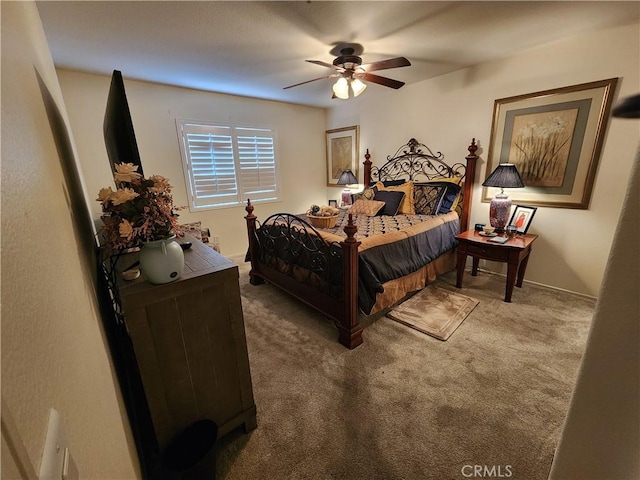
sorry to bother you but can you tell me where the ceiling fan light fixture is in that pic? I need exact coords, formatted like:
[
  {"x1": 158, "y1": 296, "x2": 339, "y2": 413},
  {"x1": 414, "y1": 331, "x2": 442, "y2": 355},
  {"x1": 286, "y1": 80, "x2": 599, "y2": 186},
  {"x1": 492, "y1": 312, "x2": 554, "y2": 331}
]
[
  {"x1": 333, "y1": 77, "x2": 349, "y2": 99},
  {"x1": 351, "y1": 78, "x2": 367, "y2": 97}
]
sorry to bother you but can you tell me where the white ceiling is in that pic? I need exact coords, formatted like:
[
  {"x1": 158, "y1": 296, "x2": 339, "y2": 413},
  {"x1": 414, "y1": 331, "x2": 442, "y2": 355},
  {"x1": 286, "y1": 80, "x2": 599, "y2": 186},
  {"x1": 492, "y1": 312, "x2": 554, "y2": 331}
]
[{"x1": 36, "y1": 1, "x2": 639, "y2": 108}]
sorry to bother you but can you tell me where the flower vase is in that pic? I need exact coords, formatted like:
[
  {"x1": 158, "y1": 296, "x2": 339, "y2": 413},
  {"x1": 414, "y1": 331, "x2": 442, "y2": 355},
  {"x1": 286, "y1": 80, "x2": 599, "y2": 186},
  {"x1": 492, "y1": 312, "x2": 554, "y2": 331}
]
[{"x1": 139, "y1": 236, "x2": 184, "y2": 284}]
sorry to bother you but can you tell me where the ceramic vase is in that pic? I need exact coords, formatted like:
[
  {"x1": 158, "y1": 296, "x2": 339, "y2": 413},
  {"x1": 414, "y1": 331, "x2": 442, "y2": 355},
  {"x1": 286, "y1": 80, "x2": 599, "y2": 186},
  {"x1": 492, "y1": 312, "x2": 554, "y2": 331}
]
[{"x1": 139, "y1": 236, "x2": 184, "y2": 284}]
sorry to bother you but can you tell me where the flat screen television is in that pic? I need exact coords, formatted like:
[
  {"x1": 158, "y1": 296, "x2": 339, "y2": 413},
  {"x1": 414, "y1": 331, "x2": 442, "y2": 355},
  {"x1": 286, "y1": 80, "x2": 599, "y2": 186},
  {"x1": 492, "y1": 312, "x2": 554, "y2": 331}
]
[{"x1": 103, "y1": 70, "x2": 144, "y2": 177}]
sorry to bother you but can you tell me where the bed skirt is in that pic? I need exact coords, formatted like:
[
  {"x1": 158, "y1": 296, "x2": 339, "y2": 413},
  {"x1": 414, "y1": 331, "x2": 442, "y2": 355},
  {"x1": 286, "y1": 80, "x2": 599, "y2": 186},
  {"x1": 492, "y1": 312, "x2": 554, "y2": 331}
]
[{"x1": 368, "y1": 249, "x2": 457, "y2": 315}]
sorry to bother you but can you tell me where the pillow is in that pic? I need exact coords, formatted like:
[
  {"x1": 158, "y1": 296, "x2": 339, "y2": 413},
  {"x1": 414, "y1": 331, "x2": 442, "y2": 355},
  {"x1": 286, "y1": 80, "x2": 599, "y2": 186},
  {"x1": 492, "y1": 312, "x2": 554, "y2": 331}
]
[
  {"x1": 349, "y1": 199, "x2": 386, "y2": 216},
  {"x1": 351, "y1": 184, "x2": 379, "y2": 204},
  {"x1": 413, "y1": 184, "x2": 448, "y2": 215},
  {"x1": 381, "y1": 181, "x2": 415, "y2": 215},
  {"x1": 373, "y1": 190, "x2": 406, "y2": 216},
  {"x1": 424, "y1": 179, "x2": 463, "y2": 214}
]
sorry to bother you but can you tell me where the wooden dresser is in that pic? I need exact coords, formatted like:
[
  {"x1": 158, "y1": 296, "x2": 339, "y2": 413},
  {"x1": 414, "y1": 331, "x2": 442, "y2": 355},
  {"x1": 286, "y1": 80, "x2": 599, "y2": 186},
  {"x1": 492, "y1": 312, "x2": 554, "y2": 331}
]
[{"x1": 114, "y1": 238, "x2": 256, "y2": 450}]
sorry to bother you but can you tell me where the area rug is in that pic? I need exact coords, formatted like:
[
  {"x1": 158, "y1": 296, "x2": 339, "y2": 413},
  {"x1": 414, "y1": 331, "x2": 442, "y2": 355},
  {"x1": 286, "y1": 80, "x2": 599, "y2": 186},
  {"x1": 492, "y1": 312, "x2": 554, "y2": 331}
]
[{"x1": 387, "y1": 285, "x2": 479, "y2": 340}]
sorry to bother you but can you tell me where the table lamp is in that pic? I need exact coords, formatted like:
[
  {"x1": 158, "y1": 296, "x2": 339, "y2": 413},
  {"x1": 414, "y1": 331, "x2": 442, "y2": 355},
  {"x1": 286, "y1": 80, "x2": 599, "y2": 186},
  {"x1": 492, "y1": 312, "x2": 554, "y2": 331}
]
[
  {"x1": 337, "y1": 170, "x2": 358, "y2": 206},
  {"x1": 482, "y1": 163, "x2": 525, "y2": 231}
]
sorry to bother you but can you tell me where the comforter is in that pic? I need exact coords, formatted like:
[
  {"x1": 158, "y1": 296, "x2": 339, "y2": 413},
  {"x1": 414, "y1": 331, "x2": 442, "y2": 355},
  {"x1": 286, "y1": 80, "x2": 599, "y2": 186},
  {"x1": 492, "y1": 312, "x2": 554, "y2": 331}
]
[{"x1": 312, "y1": 210, "x2": 460, "y2": 314}]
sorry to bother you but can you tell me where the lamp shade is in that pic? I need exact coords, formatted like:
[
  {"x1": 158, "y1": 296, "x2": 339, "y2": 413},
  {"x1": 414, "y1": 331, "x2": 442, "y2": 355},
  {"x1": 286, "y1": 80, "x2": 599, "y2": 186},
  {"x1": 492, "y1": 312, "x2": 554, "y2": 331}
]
[
  {"x1": 337, "y1": 170, "x2": 358, "y2": 186},
  {"x1": 351, "y1": 78, "x2": 367, "y2": 97},
  {"x1": 612, "y1": 92, "x2": 640, "y2": 118},
  {"x1": 482, "y1": 164, "x2": 525, "y2": 231},
  {"x1": 482, "y1": 163, "x2": 525, "y2": 189},
  {"x1": 332, "y1": 77, "x2": 349, "y2": 99}
]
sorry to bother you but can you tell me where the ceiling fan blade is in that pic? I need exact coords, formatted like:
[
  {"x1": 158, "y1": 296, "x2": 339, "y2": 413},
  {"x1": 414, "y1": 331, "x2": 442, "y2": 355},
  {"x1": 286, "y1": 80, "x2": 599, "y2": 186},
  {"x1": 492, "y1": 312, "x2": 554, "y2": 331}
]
[
  {"x1": 361, "y1": 73, "x2": 405, "y2": 89},
  {"x1": 361, "y1": 57, "x2": 411, "y2": 72},
  {"x1": 283, "y1": 74, "x2": 338, "y2": 90},
  {"x1": 306, "y1": 59, "x2": 342, "y2": 71}
]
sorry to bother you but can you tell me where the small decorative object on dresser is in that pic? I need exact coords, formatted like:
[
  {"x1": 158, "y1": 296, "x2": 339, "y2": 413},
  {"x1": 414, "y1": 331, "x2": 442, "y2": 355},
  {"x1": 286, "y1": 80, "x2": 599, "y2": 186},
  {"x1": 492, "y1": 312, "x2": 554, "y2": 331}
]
[{"x1": 96, "y1": 162, "x2": 185, "y2": 283}]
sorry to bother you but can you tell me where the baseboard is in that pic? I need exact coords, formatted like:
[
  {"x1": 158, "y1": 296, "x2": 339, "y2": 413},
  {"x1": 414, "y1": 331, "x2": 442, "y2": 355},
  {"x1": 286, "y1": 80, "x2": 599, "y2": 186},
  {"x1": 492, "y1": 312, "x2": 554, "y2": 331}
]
[{"x1": 474, "y1": 267, "x2": 597, "y2": 301}]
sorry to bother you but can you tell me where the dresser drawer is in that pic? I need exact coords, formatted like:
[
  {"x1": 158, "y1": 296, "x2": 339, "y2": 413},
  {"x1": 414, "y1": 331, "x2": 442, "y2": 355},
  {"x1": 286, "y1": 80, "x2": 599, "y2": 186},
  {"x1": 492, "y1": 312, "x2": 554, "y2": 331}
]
[{"x1": 465, "y1": 243, "x2": 510, "y2": 261}]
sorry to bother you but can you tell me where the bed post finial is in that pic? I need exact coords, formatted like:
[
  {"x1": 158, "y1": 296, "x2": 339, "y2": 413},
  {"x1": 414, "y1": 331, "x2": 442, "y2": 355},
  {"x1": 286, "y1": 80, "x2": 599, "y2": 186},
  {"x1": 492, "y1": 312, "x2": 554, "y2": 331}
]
[
  {"x1": 467, "y1": 138, "x2": 478, "y2": 159},
  {"x1": 245, "y1": 198, "x2": 255, "y2": 219},
  {"x1": 363, "y1": 149, "x2": 372, "y2": 186}
]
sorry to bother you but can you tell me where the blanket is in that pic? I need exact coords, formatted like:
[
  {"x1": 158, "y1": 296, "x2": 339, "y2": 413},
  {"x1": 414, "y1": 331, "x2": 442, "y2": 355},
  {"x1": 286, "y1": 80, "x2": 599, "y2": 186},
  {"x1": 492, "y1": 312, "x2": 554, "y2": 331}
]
[{"x1": 312, "y1": 210, "x2": 460, "y2": 314}]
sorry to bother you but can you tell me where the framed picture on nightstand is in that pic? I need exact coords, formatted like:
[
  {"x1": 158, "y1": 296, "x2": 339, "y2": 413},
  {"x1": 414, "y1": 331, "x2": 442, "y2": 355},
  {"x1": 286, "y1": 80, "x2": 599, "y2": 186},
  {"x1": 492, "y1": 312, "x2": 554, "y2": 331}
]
[
  {"x1": 328, "y1": 199, "x2": 338, "y2": 208},
  {"x1": 509, "y1": 205, "x2": 537, "y2": 234}
]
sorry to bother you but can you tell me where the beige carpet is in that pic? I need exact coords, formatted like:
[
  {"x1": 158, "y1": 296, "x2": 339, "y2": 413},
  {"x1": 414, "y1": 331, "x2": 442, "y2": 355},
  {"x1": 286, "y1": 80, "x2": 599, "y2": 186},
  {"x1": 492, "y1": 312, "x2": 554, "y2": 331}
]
[
  {"x1": 387, "y1": 285, "x2": 479, "y2": 340},
  {"x1": 216, "y1": 258, "x2": 594, "y2": 480}
]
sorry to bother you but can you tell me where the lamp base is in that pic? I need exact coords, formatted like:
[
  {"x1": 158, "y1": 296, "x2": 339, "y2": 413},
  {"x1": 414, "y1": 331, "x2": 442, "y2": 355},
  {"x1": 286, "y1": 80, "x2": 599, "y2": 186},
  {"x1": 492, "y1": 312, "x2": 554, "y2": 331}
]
[
  {"x1": 341, "y1": 189, "x2": 353, "y2": 207},
  {"x1": 489, "y1": 194, "x2": 511, "y2": 232}
]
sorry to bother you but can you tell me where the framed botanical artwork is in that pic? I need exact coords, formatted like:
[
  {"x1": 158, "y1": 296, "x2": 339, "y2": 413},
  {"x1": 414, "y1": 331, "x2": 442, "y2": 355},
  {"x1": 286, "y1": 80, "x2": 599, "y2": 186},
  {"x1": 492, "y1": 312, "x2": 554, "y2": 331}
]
[
  {"x1": 326, "y1": 125, "x2": 359, "y2": 186},
  {"x1": 509, "y1": 205, "x2": 537, "y2": 234},
  {"x1": 482, "y1": 78, "x2": 618, "y2": 209}
]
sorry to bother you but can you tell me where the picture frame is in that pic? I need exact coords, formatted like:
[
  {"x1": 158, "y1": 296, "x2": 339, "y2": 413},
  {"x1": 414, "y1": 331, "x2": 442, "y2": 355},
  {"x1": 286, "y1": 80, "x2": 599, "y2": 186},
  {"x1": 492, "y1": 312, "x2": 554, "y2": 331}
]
[
  {"x1": 482, "y1": 78, "x2": 618, "y2": 209},
  {"x1": 508, "y1": 205, "x2": 537, "y2": 234},
  {"x1": 326, "y1": 125, "x2": 359, "y2": 186},
  {"x1": 328, "y1": 199, "x2": 338, "y2": 208}
]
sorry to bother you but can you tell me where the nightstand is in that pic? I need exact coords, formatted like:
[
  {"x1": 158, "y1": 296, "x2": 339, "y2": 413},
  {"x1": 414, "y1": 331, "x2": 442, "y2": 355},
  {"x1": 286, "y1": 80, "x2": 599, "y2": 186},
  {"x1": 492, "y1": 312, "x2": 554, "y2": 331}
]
[{"x1": 455, "y1": 229, "x2": 539, "y2": 302}]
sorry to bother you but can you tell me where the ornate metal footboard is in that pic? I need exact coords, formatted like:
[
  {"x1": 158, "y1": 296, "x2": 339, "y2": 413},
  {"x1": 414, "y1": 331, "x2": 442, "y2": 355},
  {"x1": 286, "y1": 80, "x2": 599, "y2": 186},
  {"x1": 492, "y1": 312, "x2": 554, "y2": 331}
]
[{"x1": 245, "y1": 202, "x2": 363, "y2": 349}]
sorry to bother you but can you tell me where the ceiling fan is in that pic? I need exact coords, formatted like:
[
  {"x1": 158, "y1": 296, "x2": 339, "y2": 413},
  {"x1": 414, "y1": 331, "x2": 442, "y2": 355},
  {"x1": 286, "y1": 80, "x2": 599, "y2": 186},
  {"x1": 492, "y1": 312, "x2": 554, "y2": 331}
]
[{"x1": 283, "y1": 43, "x2": 411, "y2": 99}]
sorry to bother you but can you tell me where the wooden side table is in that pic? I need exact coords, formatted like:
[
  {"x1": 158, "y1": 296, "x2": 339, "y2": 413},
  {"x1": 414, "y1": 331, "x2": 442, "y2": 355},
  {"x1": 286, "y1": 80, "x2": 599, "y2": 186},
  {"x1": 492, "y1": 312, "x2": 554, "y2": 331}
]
[{"x1": 455, "y1": 230, "x2": 539, "y2": 302}]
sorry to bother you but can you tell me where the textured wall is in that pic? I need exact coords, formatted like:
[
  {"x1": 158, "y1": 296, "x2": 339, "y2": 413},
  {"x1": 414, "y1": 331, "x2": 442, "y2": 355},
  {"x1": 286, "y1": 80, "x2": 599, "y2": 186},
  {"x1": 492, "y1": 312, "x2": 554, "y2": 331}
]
[{"x1": 1, "y1": 2, "x2": 139, "y2": 478}]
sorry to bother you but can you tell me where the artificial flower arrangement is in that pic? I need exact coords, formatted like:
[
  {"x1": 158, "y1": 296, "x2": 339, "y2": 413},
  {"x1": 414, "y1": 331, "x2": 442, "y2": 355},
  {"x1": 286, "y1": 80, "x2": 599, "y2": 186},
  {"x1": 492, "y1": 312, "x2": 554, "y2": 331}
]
[{"x1": 97, "y1": 163, "x2": 183, "y2": 253}]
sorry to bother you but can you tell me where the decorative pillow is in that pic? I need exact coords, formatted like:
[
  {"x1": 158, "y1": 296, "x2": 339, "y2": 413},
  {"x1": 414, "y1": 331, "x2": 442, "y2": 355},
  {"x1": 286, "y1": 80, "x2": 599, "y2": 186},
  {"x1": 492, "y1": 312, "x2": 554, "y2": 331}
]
[
  {"x1": 381, "y1": 181, "x2": 415, "y2": 214},
  {"x1": 351, "y1": 184, "x2": 379, "y2": 204},
  {"x1": 424, "y1": 178, "x2": 463, "y2": 214},
  {"x1": 413, "y1": 184, "x2": 448, "y2": 215},
  {"x1": 349, "y1": 199, "x2": 386, "y2": 216},
  {"x1": 373, "y1": 190, "x2": 406, "y2": 216}
]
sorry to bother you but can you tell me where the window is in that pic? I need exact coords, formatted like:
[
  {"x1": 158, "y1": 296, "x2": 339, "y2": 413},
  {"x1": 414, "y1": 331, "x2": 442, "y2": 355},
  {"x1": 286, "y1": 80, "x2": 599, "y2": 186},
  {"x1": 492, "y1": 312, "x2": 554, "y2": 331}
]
[{"x1": 176, "y1": 120, "x2": 279, "y2": 210}]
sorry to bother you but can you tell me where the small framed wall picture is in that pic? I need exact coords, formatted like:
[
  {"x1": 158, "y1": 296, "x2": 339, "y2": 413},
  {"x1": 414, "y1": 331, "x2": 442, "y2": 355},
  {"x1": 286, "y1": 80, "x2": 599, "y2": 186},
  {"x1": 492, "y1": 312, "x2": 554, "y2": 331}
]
[
  {"x1": 509, "y1": 205, "x2": 537, "y2": 234},
  {"x1": 326, "y1": 125, "x2": 359, "y2": 186},
  {"x1": 328, "y1": 199, "x2": 338, "y2": 208}
]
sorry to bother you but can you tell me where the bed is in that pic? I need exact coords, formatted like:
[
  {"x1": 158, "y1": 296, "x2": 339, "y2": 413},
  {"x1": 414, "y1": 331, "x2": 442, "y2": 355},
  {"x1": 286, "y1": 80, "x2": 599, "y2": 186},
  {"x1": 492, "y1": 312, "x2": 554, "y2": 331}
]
[{"x1": 244, "y1": 138, "x2": 478, "y2": 349}]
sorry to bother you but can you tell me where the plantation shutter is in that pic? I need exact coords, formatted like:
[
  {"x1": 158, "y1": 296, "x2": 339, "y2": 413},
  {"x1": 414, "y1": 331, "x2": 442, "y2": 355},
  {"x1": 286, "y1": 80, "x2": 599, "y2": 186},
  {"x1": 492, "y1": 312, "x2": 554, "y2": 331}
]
[
  {"x1": 177, "y1": 121, "x2": 278, "y2": 210},
  {"x1": 235, "y1": 128, "x2": 277, "y2": 202}
]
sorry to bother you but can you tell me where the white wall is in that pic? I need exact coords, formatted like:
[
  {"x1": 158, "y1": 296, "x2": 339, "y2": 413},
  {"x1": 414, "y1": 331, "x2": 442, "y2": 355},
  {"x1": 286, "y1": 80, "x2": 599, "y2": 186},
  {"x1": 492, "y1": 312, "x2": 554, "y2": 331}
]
[
  {"x1": 1, "y1": 2, "x2": 139, "y2": 479},
  {"x1": 57, "y1": 70, "x2": 326, "y2": 256},
  {"x1": 328, "y1": 22, "x2": 640, "y2": 297}
]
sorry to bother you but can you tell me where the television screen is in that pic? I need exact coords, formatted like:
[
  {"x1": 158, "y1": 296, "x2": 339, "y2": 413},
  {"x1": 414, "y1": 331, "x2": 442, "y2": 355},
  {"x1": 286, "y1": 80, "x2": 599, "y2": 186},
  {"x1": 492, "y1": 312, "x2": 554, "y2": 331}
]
[{"x1": 103, "y1": 70, "x2": 144, "y2": 178}]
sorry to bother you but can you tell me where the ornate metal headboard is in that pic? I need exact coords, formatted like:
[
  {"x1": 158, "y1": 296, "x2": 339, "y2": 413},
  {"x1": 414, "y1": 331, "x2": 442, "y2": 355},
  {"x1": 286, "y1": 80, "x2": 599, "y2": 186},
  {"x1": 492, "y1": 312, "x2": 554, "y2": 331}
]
[
  {"x1": 362, "y1": 137, "x2": 478, "y2": 233},
  {"x1": 368, "y1": 138, "x2": 467, "y2": 185}
]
